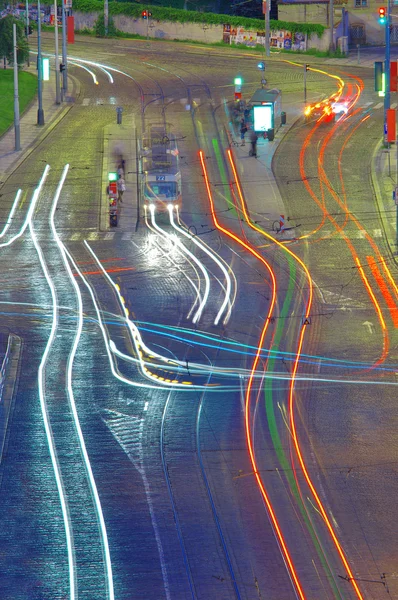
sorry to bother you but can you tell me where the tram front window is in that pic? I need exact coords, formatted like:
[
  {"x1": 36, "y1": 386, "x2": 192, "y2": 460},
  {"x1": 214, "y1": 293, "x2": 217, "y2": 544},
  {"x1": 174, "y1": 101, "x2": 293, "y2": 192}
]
[{"x1": 145, "y1": 182, "x2": 177, "y2": 199}]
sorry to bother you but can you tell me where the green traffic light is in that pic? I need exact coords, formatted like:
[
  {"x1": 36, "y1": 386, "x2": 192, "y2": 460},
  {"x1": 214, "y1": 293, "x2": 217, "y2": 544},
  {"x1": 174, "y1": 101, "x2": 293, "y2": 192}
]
[
  {"x1": 234, "y1": 77, "x2": 242, "y2": 85},
  {"x1": 108, "y1": 172, "x2": 118, "y2": 181}
]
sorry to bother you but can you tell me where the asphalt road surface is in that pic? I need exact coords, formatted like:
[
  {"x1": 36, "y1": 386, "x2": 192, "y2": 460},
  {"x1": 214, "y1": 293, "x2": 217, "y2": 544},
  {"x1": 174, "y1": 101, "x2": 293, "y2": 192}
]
[{"x1": 0, "y1": 34, "x2": 396, "y2": 600}]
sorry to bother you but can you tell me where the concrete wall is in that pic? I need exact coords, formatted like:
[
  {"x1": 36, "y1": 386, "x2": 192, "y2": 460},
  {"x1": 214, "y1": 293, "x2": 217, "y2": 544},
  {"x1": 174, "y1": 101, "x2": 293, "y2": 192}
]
[
  {"x1": 278, "y1": 3, "x2": 329, "y2": 26},
  {"x1": 73, "y1": 10, "x2": 331, "y2": 49}
]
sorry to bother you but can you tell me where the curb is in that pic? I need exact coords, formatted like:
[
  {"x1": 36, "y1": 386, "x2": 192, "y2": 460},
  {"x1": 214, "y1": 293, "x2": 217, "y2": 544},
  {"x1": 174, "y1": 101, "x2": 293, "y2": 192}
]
[
  {"x1": 0, "y1": 74, "x2": 81, "y2": 190},
  {"x1": 370, "y1": 138, "x2": 398, "y2": 262},
  {"x1": 0, "y1": 335, "x2": 23, "y2": 468}
]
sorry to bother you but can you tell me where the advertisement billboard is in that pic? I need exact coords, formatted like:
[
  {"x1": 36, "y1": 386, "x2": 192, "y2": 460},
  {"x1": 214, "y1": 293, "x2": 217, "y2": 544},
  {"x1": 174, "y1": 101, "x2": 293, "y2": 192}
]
[{"x1": 253, "y1": 105, "x2": 272, "y2": 133}]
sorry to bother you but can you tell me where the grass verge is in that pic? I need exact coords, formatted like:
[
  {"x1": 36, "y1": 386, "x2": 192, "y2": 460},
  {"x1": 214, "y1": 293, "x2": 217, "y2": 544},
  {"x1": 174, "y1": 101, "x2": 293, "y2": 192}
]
[{"x1": 0, "y1": 70, "x2": 38, "y2": 137}]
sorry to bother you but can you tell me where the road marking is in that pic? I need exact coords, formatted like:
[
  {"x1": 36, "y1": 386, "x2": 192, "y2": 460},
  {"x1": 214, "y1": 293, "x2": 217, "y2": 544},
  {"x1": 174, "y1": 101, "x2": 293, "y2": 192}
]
[
  {"x1": 374, "y1": 102, "x2": 384, "y2": 109},
  {"x1": 363, "y1": 320, "x2": 375, "y2": 334},
  {"x1": 122, "y1": 232, "x2": 132, "y2": 240},
  {"x1": 362, "y1": 101, "x2": 373, "y2": 108},
  {"x1": 82, "y1": 98, "x2": 90, "y2": 106},
  {"x1": 392, "y1": 103, "x2": 398, "y2": 109},
  {"x1": 104, "y1": 232, "x2": 115, "y2": 240},
  {"x1": 71, "y1": 233, "x2": 82, "y2": 240},
  {"x1": 373, "y1": 228, "x2": 382, "y2": 238},
  {"x1": 356, "y1": 230, "x2": 366, "y2": 239},
  {"x1": 87, "y1": 232, "x2": 99, "y2": 240}
]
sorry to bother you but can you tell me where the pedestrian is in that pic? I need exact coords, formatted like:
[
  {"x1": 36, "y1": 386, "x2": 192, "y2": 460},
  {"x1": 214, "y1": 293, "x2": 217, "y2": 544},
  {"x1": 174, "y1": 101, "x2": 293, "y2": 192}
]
[
  {"x1": 240, "y1": 119, "x2": 247, "y2": 146},
  {"x1": 117, "y1": 177, "x2": 126, "y2": 202},
  {"x1": 249, "y1": 129, "x2": 258, "y2": 157},
  {"x1": 117, "y1": 163, "x2": 124, "y2": 179}
]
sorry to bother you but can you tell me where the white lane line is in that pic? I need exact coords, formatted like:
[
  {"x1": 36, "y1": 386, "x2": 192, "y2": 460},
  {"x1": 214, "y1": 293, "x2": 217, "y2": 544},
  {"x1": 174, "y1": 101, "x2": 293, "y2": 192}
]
[{"x1": 374, "y1": 102, "x2": 384, "y2": 109}]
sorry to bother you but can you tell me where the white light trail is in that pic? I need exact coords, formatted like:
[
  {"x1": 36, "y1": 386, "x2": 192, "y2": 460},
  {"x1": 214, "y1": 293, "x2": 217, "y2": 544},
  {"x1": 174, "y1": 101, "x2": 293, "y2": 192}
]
[
  {"x1": 171, "y1": 205, "x2": 233, "y2": 325},
  {"x1": 68, "y1": 60, "x2": 98, "y2": 85},
  {"x1": 150, "y1": 205, "x2": 210, "y2": 324},
  {"x1": 27, "y1": 165, "x2": 77, "y2": 600},
  {"x1": 50, "y1": 165, "x2": 114, "y2": 600},
  {"x1": 144, "y1": 206, "x2": 201, "y2": 320},
  {"x1": 0, "y1": 189, "x2": 22, "y2": 239}
]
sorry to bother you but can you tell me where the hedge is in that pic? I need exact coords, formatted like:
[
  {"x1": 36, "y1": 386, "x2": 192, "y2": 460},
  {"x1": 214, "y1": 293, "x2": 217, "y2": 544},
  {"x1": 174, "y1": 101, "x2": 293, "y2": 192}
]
[{"x1": 69, "y1": 0, "x2": 326, "y2": 37}]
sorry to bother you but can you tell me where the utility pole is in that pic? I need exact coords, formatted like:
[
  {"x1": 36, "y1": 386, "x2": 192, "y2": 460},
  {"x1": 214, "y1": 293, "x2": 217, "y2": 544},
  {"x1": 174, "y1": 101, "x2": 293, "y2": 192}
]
[
  {"x1": 13, "y1": 24, "x2": 20, "y2": 151},
  {"x1": 304, "y1": 63, "x2": 308, "y2": 106},
  {"x1": 54, "y1": 0, "x2": 61, "y2": 104},
  {"x1": 104, "y1": 0, "x2": 108, "y2": 36},
  {"x1": 61, "y1": 0, "x2": 68, "y2": 95},
  {"x1": 329, "y1": 0, "x2": 334, "y2": 52},
  {"x1": 25, "y1": 0, "x2": 30, "y2": 66},
  {"x1": 37, "y1": 0, "x2": 44, "y2": 125}
]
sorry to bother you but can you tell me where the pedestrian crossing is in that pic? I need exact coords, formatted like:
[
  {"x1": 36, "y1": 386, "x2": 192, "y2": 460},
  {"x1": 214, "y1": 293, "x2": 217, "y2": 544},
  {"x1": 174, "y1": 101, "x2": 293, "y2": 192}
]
[{"x1": 58, "y1": 228, "x2": 386, "y2": 243}]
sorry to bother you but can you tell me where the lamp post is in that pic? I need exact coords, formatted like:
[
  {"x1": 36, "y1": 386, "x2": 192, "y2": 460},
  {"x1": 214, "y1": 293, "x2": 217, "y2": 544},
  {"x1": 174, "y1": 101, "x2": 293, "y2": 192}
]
[
  {"x1": 61, "y1": 0, "x2": 68, "y2": 95},
  {"x1": 13, "y1": 24, "x2": 20, "y2": 151},
  {"x1": 104, "y1": 0, "x2": 108, "y2": 35},
  {"x1": 263, "y1": 0, "x2": 270, "y2": 58},
  {"x1": 54, "y1": 0, "x2": 60, "y2": 104},
  {"x1": 37, "y1": 0, "x2": 44, "y2": 125},
  {"x1": 385, "y1": 0, "x2": 391, "y2": 115},
  {"x1": 329, "y1": 0, "x2": 334, "y2": 52},
  {"x1": 25, "y1": 0, "x2": 30, "y2": 66}
]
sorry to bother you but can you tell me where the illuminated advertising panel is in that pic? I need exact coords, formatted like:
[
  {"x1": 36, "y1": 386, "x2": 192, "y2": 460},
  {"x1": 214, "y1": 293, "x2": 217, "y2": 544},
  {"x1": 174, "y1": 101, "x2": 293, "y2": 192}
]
[{"x1": 253, "y1": 105, "x2": 272, "y2": 132}]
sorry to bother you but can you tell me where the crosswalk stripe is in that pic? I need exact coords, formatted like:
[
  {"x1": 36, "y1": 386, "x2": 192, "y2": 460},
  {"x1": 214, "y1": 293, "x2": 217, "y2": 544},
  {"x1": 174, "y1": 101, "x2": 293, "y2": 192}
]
[
  {"x1": 82, "y1": 98, "x2": 90, "y2": 106},
  {"x1": 70, "y1": 233, "x2": 82, "y2": 240},
  {"x1": 391, "y1": 103, "x2": 398, "y2": 109},
  {"x1": 122, "y1": 232, "x2": 132, "y2": 240},
  {"x1": 356, "y1": 230, "x2": 366, "y2": 239},
  {"x1": 374, "y1": 102, "x2": 384, "y2": 109},
  {"x1": 87, "y1": 232, "x2": 99, "y2": 240},
  {"x1": 363, "y1": 101, "x2": 373, "y2": 108},
  {"x1": 104, "y1": 232, "x2": 115, "y2": 240},
  {"x1": 373, "y1": 228, "x2": 382, "y2": 238}
]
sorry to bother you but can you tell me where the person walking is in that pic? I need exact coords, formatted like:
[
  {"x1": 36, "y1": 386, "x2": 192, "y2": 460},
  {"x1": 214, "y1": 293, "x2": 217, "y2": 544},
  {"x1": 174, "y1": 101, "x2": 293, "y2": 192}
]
[
  {"x1": 249, "y1": 129, "x2": 258, "y2": 157},
  {"x1": 117, "y1": 177, "x2": 126, "y2": 202},
  {"x1": 240, "y1": 118, "x2": 247, "y2": 146}
]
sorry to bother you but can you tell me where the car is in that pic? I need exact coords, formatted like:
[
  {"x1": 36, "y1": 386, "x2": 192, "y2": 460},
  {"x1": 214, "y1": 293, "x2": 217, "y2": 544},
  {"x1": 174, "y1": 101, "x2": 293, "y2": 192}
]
[{"x1": 304, "y1": 100, "x2": 335, "y2": 123}]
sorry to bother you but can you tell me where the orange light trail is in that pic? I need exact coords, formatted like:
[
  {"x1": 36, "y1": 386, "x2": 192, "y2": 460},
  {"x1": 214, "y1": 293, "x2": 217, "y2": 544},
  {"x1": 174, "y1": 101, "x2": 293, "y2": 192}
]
[
  {"x1": 199, "y1": 149, "x2": 306, "y2": 600},
  {"x1": 366, "y1": 256, "x2": 398, "y2": 327},
  {"x1": 226, "y1": 148, "x2": 366, "y2": 600}
]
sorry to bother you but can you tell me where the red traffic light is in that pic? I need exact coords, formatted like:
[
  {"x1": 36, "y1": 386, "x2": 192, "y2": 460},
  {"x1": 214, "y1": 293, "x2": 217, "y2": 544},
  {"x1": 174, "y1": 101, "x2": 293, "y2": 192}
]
[
  {"x1": 379, "y1": 7, "x2": 386, "y2": 23},
  {"x1": 142, "y1": 9, "x2": 148, "y2": 18}
]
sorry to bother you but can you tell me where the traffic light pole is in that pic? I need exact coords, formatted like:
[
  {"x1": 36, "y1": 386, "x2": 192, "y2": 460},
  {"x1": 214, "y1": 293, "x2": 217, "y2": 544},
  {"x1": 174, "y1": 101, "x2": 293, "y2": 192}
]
[
  {"x1": 25, "y1": 0, "x2": 30, "y2": 66},
  {"x1": 385, "y1": 0, "x2": 391, "y2": 115},
  {"x1": 37, "y1": 0, "x2": 44, "y2": 125}
]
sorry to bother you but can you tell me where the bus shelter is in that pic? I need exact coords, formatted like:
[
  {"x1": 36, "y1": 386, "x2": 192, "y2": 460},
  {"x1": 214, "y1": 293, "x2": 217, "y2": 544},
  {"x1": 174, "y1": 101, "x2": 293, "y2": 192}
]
[{"x1": 249, "y1": 89, "x2": 282, "y2": 135}]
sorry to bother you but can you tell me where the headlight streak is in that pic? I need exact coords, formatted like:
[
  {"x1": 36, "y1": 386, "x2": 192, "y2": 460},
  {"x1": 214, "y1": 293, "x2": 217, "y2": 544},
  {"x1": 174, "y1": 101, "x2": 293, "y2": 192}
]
[
  {"x1": 83, "y1": 240, "x2": 214, "y2": 390},
  {"x1": 49, "y1": 165, "x2": 115, "y2": 600},
  {"x1": 0, "y1": 189, "x2": 22, "y2": 239},
  {"x1": 68, "y1": 60, "x2": 99, "y2": 85},
  {"x1": 198, "y1": 150, "x2": 307, "y2": 600},
  {"x1": 177, "y1": 209, "x2": 238, "y2": 323},
  {"x1": 171, "y1": 205, "x2": 233, "y2": 325},
  {"x1": 27, "y1": 165, "x2": 77, "y2": 600},
  {"x1": 95, "y1": 64, "x2": 114, "y2": 83},
  {"x1": 150, "y1": 205, "x2": 210, "y2": 324},
  {"x1": 226, "y1": 149, "x2": 366, "y2": 600},
  {"x1": 144, "y1": 206, "x2": 201, "y2": 321}
]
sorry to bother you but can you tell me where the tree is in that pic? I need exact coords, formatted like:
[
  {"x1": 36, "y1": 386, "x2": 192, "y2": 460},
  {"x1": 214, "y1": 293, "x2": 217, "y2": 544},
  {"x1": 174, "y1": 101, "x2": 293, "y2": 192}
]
[
  {"x1": 94, "y1": 13, "x2": 118, "y2": 37},
  {"x1": 0, "y1": 15, "x2": 30, "y2": 68}
]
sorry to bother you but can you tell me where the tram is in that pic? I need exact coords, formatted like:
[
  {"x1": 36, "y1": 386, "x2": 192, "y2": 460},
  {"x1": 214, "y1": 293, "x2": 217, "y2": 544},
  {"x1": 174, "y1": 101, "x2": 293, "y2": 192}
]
[{"x1": 141, "y1": 125, "x2": 182, "y2": 212}]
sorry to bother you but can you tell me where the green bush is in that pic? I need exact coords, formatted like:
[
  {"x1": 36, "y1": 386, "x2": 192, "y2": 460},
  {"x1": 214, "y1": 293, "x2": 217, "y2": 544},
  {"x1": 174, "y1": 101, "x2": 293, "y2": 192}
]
[
  {"x1": 71, "y1": 0, "x2": 326, "y2": 37},
  {"x1": 94, "y1": 12, "x2": 117, "y2": 37}
]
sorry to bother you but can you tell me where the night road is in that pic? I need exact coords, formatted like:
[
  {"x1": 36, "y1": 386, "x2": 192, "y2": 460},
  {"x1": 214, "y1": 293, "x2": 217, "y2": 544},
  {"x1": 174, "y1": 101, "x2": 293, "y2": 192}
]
[{"x1": 0, "y1": 33, "x2": 397, "y2": 600}]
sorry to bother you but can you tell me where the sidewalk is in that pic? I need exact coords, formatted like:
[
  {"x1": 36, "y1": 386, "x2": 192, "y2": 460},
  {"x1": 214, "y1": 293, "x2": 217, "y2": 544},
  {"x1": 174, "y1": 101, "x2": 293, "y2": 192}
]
[
  {"x1": 228, "y1": 101, "x2": 303, "y2": 240},
  {"x1": 101, "y1": 116, "x2": 138, "y2": 232},
  {"x1": 0, "y1": 65, "x2": 78, "y2": 186},
  {"x1": 371, "y1": 141, "x2": 398, "y2": 254}
]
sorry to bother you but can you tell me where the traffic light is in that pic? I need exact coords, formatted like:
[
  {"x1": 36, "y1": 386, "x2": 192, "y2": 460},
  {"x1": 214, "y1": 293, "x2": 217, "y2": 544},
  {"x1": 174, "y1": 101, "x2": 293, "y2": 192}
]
[
  {"x1": 234, "y1": 77, "x2": 242, "y2": 86},
  {"x1": 305, "y1": 63, "x2": 310, "y2": 71},
  {"x1": 142, "y1": 9, "x2": 148, "y2": 18},
  {"x1": 375, "y1": 61, "x2": 384, "y2": 92},
  {"x1": 60, "y1": 63, "x2": 66, "y2": 72},
  {"x1": 378, "y1": 7, "x2": 386, "y2": 25},
  {"x1": 257, "y1": 61, "x2": 265, "y2": 71},
  {"x1": 25, "y1": 25, "x2": 33, "y2": 35},
  {"x1": 148, "y1": 11, "x2": 152, "y2": 17}
]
